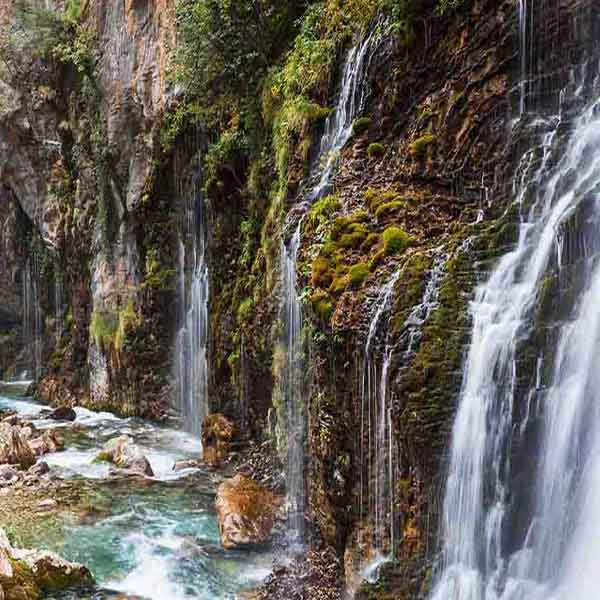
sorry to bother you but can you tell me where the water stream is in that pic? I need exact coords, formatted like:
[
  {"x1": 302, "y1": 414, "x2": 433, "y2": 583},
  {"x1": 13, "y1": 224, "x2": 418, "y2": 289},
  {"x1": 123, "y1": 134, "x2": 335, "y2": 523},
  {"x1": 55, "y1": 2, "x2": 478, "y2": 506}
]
[
  {"x1": 359, "y1": 270, "x2": 401, "y2": 568},
  {"x1": 174, "y1": 148, "x2": 210, "y2": 437},
  {"x1": 430, "y1": 49, "x2": 600, "y2": 600},
  {"x1": 279, "y1": 27, "x2": 380, "y2": 543},
  {"x1": 0, "y1": 386, "x2": 272, "y2": 600}
]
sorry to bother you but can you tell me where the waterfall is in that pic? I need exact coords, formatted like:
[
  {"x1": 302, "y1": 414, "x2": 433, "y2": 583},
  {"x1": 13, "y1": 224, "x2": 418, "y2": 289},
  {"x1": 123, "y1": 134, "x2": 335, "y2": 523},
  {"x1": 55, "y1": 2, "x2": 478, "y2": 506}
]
[
  {"x1": 280, "y1": 27, "x2": 379, "y2": 542},
  {"x1": 402, "y1": 253, "x2": 448, "y2": 358},
  {"x1": 280, "y1": 228, "x2": 306, "y2": 541},
  {"x1": 308, "y1": 27, "x2": 378, "y2": 201},
  {"x1": 359, "y1": 270, "x2": 401, "y2": 565},
  {"x1": 174, "y1": 150, "x2": 209, "y2": 437},
  {"x1": 22, "y1": 257, "x2": 43, "y2": 381},
  {"x1": 430, "y1": 57, "x2": 600, "y2": 600}
]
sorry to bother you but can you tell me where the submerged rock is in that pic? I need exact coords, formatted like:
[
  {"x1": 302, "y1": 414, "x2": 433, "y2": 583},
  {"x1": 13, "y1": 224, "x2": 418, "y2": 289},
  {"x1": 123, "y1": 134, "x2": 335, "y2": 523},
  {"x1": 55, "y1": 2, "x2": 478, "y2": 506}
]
[
  {"x1": 96, "y1": 436, "x2": 154, "y2": 477},
  {"x1": 47, "y1": 406, "x2": 77, "y2": 422},
  {"x1": 173, "y1": 459, "x2": 202, "y2": 472},
  {"x1": 202, "y1": 413, "x2": 235, "y2": 467},
  {"x1": 215, "y1": 474, "x2": 281, "y2": 549},
  {"x1": 0, "y1": 527, "x2": 92, "y2": 599}
]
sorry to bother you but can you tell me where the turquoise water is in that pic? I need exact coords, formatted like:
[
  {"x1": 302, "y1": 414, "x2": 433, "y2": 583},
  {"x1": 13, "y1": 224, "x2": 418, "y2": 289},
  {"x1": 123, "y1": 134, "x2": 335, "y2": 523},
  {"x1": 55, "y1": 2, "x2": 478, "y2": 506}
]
[{"x1": 0, "y1": 386, "x2": 273, "y2": 599}]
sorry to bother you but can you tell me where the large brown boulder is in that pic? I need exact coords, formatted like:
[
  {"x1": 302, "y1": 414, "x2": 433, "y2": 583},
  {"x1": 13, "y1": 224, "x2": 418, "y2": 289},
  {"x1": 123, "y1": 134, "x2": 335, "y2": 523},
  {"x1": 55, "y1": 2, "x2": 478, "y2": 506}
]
[
  {"x1": 215, "y1": 474, "x2": 282, "y2": 549},
  {"x1": 0, "y1": 423, "x2": 36, "y2": 470},
  {"x1": 0, "y1": 527, "x2": 92, "y2": 599},
  {"x1": 96, "y1": 436, "x2": 154, "y2": 477},
  {"x1": 202, "y1": 414, "x2": 235, "y2": 467}
]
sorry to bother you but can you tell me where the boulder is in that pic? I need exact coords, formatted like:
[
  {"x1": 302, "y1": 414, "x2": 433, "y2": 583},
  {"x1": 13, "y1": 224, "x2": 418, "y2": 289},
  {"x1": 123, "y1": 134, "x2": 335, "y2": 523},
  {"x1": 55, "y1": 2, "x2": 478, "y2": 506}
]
[
  {"x1": 0, "y1": 527, "x2": 92, "y2": 598},
  {"x1": 47, "y1": 407, "x2": 77, "y2": 422},
  {"x1": 96, "y1": 436, "x2": 154, "y2": 477},
  {"x1": 0, "y1": 423, "x2": 36, "y2": 470},
  {"x1": 28, "y1": 430, "x2": 63, "y2": 457},
  {"x1": 0, "y1": 466, "x2": 17, "y2": 482},
  {"x1": 215, "y1": 474, "x2": 282, "y2": 549},
  {"x1": 202, "y1": 414, "x2": 235, "y2": 467}
]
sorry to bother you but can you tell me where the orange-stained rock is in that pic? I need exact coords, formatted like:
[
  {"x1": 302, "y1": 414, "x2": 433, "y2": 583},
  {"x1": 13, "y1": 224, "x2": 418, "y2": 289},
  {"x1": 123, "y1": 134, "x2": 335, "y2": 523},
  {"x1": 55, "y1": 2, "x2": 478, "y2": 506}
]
[
  {"x1": 201, "y1": 414, "x2": 235, "y2": 467},
  {"x1": 215, "y1": 475, "x2": 282, "y2": 549}
]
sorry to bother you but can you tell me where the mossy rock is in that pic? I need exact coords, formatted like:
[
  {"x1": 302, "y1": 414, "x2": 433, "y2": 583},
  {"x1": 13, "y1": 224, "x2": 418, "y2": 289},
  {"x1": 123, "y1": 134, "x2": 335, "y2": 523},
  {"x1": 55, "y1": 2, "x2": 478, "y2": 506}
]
[
  {"x1": 383, "y1": 227, "x2": 412, "y2": 256},
  {"x1": 347, "y1": 263, "x2": 370, "y2": 288},
  {"x1": 352, "y1": 116, "x2": 372, "y2": 136},
  {"x1": 367, "y1": 142, "x2": 385, "y2": 159},
  {"x1": 409, "y1": 134, "x2": 437, "y2": 158}
]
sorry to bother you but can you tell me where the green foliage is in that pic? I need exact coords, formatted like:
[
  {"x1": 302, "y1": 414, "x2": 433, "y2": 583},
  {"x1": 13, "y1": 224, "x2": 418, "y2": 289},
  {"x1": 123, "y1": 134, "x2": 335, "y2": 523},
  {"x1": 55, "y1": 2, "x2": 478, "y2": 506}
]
[
  {"x1": 204, "y1": 127, "x2": 249, "y2": 190},
  {"x1": 367, "y1": 142, "x2": 385, "y2": 159},
  {"x1": 173, "y1": 0, "x2": 307, "y2": 123},
  {"x1": 142, "y1": 248, "x2": 177, "y2": 291},
  {"x1": 383, "y1": 226, "x2": 412, "y2": 255},
  {"x1": 5, "y1": 2, "x2": 97, "y2": 76}
]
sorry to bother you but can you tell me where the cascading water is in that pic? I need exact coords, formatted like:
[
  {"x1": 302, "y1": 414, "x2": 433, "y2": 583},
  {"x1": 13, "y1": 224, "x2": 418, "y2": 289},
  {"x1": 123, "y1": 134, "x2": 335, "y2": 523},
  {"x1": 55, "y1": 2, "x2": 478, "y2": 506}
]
[
  {"x1": 280, "y1": 228, "x2": 306, "y2": 541},
  {"x1": 430, "y1": 27, "x2": 600, "y2": 600},
  {"x1": 22, "y1": 256, "x2": 43, "y2": 380},
  {"x1": 359, "y1": 270, "x2": 401, "y2": 565},
  {"x1": 280, "y1": 27, "x2": 380, "y2": 542},
  {"x1": 174, "y1": 150, "x2": 209, "y2": 437}
]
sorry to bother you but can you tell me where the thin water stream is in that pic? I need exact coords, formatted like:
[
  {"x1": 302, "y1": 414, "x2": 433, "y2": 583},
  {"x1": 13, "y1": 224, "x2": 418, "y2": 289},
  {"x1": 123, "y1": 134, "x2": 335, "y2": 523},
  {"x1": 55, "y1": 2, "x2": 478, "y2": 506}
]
[{"x1": 0, "y1": 386, "x2": 272, "y2": 600}]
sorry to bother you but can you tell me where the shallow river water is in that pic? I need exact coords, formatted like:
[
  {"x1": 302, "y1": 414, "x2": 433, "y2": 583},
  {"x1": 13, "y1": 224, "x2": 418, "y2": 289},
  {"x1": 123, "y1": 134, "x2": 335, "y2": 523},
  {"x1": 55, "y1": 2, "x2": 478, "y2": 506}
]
[{"x1": 0, "y1": 384, "x2": 272, "y2": 600}]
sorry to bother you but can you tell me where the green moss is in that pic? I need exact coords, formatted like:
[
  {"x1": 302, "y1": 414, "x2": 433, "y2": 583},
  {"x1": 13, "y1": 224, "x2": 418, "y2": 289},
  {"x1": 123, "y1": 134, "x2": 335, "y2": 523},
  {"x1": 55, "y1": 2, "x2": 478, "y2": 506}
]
[
  {"x1": 310, "y1": 289, "x2": 334, "y2": 322},
  {"x1": 330, "y1": 210, "x2": 369, "y2": 241},
  {"x1": 312, "y1": 256, "x2": 333, "y2": 287},
  {"x1": 383, "y1": 226, "x2": 412, "y2": 255},
  {"x1": 338, "y1": 225, "x2": 369, "y2": 248},
  {"x1": 364, "y1": 187, "x2": 408, "y2": 213},
  {"x1": 367, "y1": 142, "x2": 385, "y2": 159},
  {"x1": 368, "y1": 248, "x2": 386, "y2": 270},
  {"x1": 237, "y1": 297, "x2": 254, "y2": 322},
  {"x1": 142, "y1": 248, "x2": 176, "y2": 291},
  {"x1": 347, "y1": 262, "x2": 370, "y2": 288},
  {"x1": 352, "y1": 116, "x2": 372, "y2": 136},
  {"x1": 362, "y1": 232, "x2": 381, "y2": 251},
  {"x1": 90, "y1": 310, "x2": 118, "y2": 350},
  {"x1": 307, "y1": 194, "x2": 341, "y2": 230},
  {"x1": 409, "y1": 134, "x2": 437, "y2": 158}
]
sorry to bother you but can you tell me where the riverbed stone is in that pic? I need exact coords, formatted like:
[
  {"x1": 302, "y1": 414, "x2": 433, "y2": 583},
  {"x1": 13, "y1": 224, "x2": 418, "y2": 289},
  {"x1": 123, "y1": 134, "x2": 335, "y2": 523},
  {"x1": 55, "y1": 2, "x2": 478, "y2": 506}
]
[
  {"x1": 47, "y1": 407, "x2": 77, "y2": 422},
  {"x1": 0, "y1": 527, "x2": 92, "y2": 598},
  {"x1": 96, "y1": 436, "x2": 154, "y2": 477},
  {"x1": 215, "y1": 474, "x2": 282, "y2": 549},
  {"x1": 28, "y1": 430, "x2": 63, "y2": 457},
  {"x1": 202, "y1": 414, "x2": 235, "y2": 467},
  {"x1": 0, "y1": 423, "x2": 36, "y2": 470}
]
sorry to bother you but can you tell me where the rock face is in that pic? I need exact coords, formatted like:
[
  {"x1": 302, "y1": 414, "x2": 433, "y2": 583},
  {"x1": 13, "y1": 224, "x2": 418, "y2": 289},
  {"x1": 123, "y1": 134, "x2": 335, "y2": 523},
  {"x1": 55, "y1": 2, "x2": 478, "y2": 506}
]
[
  {"x1": 0, "y1": 527, "x2": 92, "y2": 599},
  {"x1": 215, "y1": 475, "x2": 282, "y2": 550},
  {"x1": 201, "y1": 414, "x2": 235, "y2": 467},
  {"x1": 96, "y1": 436, "x2": 154, "y2": 477}
]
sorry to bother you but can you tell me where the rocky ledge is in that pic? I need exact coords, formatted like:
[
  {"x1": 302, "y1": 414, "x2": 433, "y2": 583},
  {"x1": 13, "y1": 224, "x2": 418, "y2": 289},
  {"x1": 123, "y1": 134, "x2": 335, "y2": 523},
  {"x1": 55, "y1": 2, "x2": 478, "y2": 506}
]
[{"x1": 0, "y1": 527, "x2": 92, "y2": 599}]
